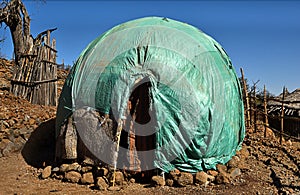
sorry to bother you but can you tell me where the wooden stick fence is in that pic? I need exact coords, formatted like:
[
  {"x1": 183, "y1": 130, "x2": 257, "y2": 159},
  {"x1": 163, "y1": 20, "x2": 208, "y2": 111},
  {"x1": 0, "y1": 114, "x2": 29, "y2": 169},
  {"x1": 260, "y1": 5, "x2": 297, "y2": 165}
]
[
  {"x1": 240, "y1": 68, "x2": 300, "y2": 144},
  {"x1": 10, "y1": 28, "x2": 58, "y2": 106}
]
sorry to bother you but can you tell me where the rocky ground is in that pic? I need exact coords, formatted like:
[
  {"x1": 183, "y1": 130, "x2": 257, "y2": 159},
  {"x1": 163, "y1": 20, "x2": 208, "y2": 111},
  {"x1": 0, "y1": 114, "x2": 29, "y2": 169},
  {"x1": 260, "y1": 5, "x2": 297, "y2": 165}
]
[{"x1": 0, "y1": 58, "x2": 299, "y2": 194}]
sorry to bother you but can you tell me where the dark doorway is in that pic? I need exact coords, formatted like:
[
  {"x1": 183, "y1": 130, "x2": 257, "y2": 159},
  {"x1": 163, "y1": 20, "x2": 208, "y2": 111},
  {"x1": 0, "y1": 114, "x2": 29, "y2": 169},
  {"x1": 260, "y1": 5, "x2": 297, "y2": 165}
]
[{"x1": 122, "y1": 77, "x2": 157, "y2": 178}]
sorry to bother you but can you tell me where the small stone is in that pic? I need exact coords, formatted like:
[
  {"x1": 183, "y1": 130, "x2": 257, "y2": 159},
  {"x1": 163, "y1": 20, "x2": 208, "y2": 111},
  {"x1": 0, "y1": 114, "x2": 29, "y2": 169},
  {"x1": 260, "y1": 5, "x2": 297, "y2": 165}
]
[
  {"x1": 41, "y1": 166, "x2": 52, "y2": 179},
  {"x1": 129, "y1": 178, "x2": 135, "y2": 183},
  {"x1": 238, "y1": 159, "x2": 249, "y2": 170},
  {"x1": 169, "y1": 169, "x2": 180, "y2": 180},
  {"x1": 229, "y1": 168, "x2": 241, "y2": 179},
  {"x1": 52, "y1": 167, "x2": 59, "y2": 172},
  {"x1": 59, "y1": 164, "x2": 69, "y2": 172},
  {"x1": 2, "y1": 121, "x2": 9, "y2": 128},
  {"x1": 107, "y1": 186, "x2": 121, "y2": 191},
  {"x1": 44, "y1": 113, "x2": 50, "y2": 119},
  {"x1": 166, "y1": 179, "x2": 174, "y2": 187},
  {"x1": 287, "y1": 188, "x2": 294, "y2": 194},
  {"x1": 2, "y1": 141, "x2": 15, "y2": 157},
  {"x1": 24, "y1": 114, "x2": 30, "y2": 122},
  {"x1": 227, "y1": 156, "x2": 240, "y2": 169},
  {"x1": 8, "y1": 119, "x2": 15, "y2": 127},
  {"x1": 82, "y1": 157, "x2": 95, "y2": 166},
  {"x1": 0, "y1": 139, "x2": 10, "y2": 150},
  {"x1": 29, "y1": 118, "x2": 35, "y2": 125},
  {"x1": 215, "y1": 172, "x2": 230, "y2": 184},
  {"x1": 176, "y1": 172, "x2": 193, "y2": 187},
  {"x1": 207, "y1": 170, "x2": 218, "y2": 177},
  {"x1": 97, "y1": 177, "x2": 108, "y2": 190},
  {"x1": 65, "y1": 171, "x2": 81, "y2": 183},
  {"x1": 81, "y1": 166, "x2": 93, "y2": 173},
  {"x1": 216, "y1": 164, "x2": 227, "y2": 174},
  {"x1": 68, "y1": 162, "x2": 81, "y2": 172},
  {"x1": 238, "y1": 147, "x2": 250, "y2": 159},
  {"x1": 52, "y1": 173, "x2": 64, "y2": 180},
  {"x1": 99, "y1": 167, "x2": 109, "y2": 176},
  {"x1": 114, "y1": 171, "x2": 124, "y2": 185},
  {"x1": 195, "y1": 171, "x2": 209, "y2": 185},
  {"x1": 80, "y1": 172, "x2": 94, "y2": 184},
  {"x1": 286, "y1": 140, "x2": 292, "y2": 146},
  {"x1": 151, "y1": 175, "x2": 165, "y2": 186},
  {"x1": 265, "y1": 127, "x2": 275, "y2": 139}
]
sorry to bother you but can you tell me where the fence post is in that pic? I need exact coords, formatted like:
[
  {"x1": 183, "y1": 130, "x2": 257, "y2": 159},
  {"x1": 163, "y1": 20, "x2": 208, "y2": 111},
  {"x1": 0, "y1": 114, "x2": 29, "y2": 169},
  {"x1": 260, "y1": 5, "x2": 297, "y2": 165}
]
[
  {"x1": 253, "y1": 84, "x2": 257, "y2": 132},
  {"x1": 280, "y1": 86, "x2": 285, "y2": 145},
  {"x1": 263, "y1": 85, "x2": 269, "y2": 137},
  {"x1": 240, "y1": 68, "x2": 251, "y2": 128}
]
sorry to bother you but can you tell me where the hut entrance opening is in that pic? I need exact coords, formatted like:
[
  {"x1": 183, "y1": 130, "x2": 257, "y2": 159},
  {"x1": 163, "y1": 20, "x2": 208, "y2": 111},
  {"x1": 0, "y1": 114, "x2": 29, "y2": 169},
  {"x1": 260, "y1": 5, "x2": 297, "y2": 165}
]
[{"x1": 121, "y1": 77, "x2": 157, "y2": 178}]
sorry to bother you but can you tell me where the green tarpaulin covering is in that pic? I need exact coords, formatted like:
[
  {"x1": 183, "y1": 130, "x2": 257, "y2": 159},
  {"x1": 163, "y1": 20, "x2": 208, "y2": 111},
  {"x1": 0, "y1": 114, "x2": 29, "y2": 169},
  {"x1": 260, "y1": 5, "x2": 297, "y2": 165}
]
[{"x1": 56, "y1": 17, "x2": 245, "y2": 173}]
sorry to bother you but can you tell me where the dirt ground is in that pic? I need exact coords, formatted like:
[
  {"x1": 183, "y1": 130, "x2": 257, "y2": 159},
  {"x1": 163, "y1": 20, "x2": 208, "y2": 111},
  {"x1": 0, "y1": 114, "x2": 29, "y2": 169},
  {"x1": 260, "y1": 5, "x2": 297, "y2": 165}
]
[{"x1": 0, "y1": 129, "x2": 299, "y2": 195}]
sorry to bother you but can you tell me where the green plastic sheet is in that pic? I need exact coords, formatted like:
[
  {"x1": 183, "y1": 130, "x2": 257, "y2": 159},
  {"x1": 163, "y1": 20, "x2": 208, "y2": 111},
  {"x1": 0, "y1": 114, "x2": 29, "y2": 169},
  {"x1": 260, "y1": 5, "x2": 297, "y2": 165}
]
[{"x1": 56, "y1": 17, "x2": 245, "y2": 173}]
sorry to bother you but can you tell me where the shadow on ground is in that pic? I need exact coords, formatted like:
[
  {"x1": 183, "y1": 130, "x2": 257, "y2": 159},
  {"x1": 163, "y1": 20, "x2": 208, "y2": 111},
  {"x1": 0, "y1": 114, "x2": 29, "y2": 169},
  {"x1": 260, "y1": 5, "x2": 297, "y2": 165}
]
[{"x1": 21, "y1": 118, "x2": 56, "y2": 168}]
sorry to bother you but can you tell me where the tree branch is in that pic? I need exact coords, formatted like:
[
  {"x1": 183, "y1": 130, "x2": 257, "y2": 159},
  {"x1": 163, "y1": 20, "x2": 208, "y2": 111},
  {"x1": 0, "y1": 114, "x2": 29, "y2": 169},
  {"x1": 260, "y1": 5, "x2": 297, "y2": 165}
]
[{"x1": 19, "y1": 0, "x2": 30, "y2": 37}]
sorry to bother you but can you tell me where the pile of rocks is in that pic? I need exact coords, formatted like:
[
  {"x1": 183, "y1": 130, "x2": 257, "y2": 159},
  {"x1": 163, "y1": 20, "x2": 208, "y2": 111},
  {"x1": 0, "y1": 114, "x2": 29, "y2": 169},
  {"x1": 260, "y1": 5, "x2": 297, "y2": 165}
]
[
  {"x1": 0, "y1": 58, "x2": 13, "y2": 91},
  {"x1": 0, "y1": 90, "x2": 56, "y2": 157},
  {"x1": 40, "y1": 147, "x2": 249, "y2": 190},
  {"x1": 0, "y1": 58, "x2": 67, "y2": 158},
  {"x1": 151, "y1": 147, "x2": 249, "y2": 188},
  {"x1": 40, "y1": 158, "x2": 126, "y2": 191}
]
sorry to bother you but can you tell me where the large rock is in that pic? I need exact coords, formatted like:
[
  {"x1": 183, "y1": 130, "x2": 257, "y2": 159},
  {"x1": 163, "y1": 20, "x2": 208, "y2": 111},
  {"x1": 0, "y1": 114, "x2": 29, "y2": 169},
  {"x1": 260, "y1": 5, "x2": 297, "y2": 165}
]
[
  {"x1": 65, "y1": 171, "x2": 82, "y2": 183},
  {"x1": 80, "y1": 172, "x2": 94, "y2": 184},
  {"x1": 41, "y1": 166, "x2": 52, "y2": 179},
  {"x1": 97, "y1": 177, "x2": 108, "y2": 190},
  {"x1": 151, "y1": 176, "x2": 165, "y2": 186},
  {"x1": 195, "y1": 171, "x2": 209, "y2": 185},
  {"x1": 176, "y1": 172, "x2": 193, "y2": 187}
]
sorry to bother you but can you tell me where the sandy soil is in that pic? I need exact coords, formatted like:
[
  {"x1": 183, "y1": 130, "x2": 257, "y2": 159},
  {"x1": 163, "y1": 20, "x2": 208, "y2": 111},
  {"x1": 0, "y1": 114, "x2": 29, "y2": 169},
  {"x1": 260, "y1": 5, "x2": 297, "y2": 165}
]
[{"x1": 0, "y1": 129, "x2": 299, "y2": 195}]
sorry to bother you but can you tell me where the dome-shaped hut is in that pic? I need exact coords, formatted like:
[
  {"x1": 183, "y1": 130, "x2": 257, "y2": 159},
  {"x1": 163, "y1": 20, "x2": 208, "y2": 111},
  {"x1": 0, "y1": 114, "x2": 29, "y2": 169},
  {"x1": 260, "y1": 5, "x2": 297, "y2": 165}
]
[{"x1": 55, "y1": 17, "x2": 245, "y2": 173}]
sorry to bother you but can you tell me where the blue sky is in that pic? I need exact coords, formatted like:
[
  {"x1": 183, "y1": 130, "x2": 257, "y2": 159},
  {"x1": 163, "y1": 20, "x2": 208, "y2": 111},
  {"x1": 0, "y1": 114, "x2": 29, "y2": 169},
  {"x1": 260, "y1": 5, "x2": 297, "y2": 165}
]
[{"x1": 1, "y1": 1, "x2": 300, "y2": 95}]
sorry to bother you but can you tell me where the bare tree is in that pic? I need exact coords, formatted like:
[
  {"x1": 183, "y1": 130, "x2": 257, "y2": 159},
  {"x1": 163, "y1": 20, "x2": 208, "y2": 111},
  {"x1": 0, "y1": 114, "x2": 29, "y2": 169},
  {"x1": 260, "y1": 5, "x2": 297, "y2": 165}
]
[
  {"x1": 1, "y1": 0, "x2": 58, "y2": 106},
  {"x1": 0, "y1": 0, "x2": 33, "y2": 66}
]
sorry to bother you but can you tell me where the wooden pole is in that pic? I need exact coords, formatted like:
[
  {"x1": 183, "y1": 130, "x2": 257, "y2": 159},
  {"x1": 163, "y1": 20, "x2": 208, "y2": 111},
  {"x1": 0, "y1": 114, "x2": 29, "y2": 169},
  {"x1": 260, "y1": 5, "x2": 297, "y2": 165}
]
[
  {"x1": 240, "y1": 68, "x2": 251, "y2": 128},
  {"x1": 253, "y1": 84, "x2": 257, "y2": 132},
  {"x1": 263, "y1": 85, "x2": 269, "y2": 137},
  {"x1": 112, "y1": 119, "x2": 123, "y2": 187},
  {"x1": 280, "y1": 86, "x2": 285, "y2": 145},
  {"x1": 52, "y1": 38, "x2": 57, "y2": 106}
]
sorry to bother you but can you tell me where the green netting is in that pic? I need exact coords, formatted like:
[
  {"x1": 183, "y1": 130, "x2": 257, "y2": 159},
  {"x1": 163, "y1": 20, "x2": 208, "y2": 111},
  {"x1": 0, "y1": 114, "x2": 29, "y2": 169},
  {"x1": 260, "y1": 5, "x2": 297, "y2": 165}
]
[{"x1": 56, "y1": 16, "x2": 245, "y2": 173}]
